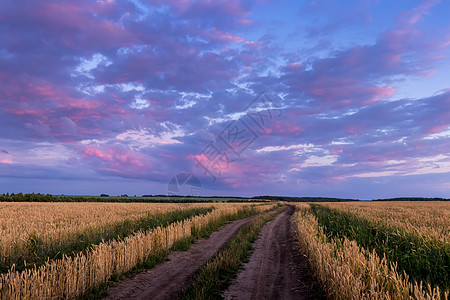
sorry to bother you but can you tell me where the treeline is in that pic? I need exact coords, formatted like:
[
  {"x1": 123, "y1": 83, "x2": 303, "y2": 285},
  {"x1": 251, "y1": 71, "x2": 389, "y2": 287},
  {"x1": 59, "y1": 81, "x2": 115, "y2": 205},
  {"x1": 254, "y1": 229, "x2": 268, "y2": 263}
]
[
  {"x1": 251, "y1": 195, "x2": 359, "y2": 202},
  {"x1": 0, "y1": 193, "x2": 251, "y2": 203},
  {"x1": 0, "y1": 193, "x2": 56, "y2": 202},
  {"x1": 373, "y1": 197, "x2": 449, "y2": 201},
  {"x1": 142, "y1": 194, "x2": 246, "y2": 199}
]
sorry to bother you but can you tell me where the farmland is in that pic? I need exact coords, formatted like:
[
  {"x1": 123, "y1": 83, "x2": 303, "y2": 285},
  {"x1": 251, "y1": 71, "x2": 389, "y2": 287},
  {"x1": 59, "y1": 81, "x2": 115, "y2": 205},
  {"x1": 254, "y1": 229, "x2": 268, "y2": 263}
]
[
  {"x1": 0, "y1": 202, "x2": 276, "y2": 299},
  {"x1": 0, "y1": 200, "x2": 449, "y2": 299},
  {"x1": 295, "y1": 201, "x2": 449, "y2": 299},
  {"x1": 0, "y1": 202, "x2": 215, "y2": 272}
]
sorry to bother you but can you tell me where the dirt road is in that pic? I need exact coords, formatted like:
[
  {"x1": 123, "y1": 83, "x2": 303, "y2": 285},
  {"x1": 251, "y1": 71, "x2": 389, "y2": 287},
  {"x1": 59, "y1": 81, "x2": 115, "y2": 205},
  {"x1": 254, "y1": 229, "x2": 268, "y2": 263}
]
[
  {"x1": 104, "y1": 207, "x2": 324, "y2": 300},
  {"x1": 223, "y1": 206, "x2": 325, "y2": 300},
  {"x1": 103, "y1": 214, "x2": 261, "y2": 300}
]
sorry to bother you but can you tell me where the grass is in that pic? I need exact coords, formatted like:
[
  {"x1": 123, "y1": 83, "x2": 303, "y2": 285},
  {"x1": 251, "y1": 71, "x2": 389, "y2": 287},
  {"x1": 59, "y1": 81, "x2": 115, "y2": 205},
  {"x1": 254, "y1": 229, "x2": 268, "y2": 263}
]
[
  {"x1": 1, "y1": 204, "x2": 277, "y2": 299},
  {"x1": 179, "y1": 206, "x2": 286, "y2": 300},
  {"x1": 294, "y1": 205, "x2": 447, "y2": 299},
  {"x1": 79, "y1": 204, "x2": 274, "y2": 300},
  {"x1": 309, "y1": 203, "x2": 450, "y2": 293},
  {"x1": 1, "y1": 207, "x2": 214, "y2": 274}
]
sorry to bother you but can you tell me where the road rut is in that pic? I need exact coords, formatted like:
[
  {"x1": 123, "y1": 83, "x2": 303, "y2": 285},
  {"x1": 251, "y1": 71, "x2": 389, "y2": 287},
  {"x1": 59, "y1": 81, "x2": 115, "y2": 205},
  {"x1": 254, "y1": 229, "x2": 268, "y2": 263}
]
[
  {"x1": 103, "y1": 214, "x2": 261, "y2": 300},
  {"x1": 223, "y1": 206, "x2": 325, "y2": 300}
]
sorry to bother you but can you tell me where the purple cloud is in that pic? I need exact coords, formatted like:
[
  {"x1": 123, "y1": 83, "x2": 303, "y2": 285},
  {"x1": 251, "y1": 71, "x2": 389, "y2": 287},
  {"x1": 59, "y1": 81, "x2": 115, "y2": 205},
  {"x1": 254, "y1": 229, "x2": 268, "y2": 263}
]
[{"x1": 1, "y1": 0, "x2": 449, "y2": 198}]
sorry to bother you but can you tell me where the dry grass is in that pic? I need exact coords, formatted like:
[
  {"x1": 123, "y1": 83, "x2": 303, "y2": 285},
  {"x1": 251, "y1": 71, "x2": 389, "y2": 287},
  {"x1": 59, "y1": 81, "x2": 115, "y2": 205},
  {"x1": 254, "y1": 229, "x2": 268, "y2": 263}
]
[
  {"x1": 294, "y1": 204, "x2": 448, "y2": 300},
  {"x1": 0, "y1": 203, "x2": 275, "y2": 299}
]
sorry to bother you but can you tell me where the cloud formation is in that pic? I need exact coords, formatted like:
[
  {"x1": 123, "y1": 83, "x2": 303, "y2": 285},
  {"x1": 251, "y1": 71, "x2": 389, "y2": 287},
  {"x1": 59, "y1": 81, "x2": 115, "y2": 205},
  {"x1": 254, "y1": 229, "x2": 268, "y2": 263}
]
[{"x1": 1, "y1": 0, "x2": 449, "y2": 198}]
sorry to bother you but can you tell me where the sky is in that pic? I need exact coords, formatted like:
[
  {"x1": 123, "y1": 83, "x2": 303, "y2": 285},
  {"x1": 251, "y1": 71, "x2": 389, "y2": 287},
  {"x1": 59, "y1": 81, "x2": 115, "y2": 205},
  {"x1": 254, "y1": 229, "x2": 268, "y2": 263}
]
[{"x1": 0, "y1": 0, "x2": 449, "y2": 199}]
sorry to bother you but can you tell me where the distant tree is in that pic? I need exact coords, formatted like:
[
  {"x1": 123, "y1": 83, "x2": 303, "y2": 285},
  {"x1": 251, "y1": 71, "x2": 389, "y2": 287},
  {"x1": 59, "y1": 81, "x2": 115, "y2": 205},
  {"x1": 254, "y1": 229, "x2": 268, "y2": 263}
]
[{"x1": 373, "y1": 197, "x2": 448, "y2": 201}]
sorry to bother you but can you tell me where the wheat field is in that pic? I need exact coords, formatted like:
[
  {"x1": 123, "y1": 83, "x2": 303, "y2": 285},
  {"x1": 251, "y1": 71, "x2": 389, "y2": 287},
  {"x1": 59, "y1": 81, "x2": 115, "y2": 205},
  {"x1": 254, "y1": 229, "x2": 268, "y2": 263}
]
[
  {"x1": 0, "y1": 202, "x2": 217, "y2": 268},
  {"x1": 0, "y1": 202, "x2": 275, "y2": 299},
  {"x1": 324, "y1": 201, "x2": 450, "y2": 242},
  {"x1": 295, "y1": 202, "x2": 449, "y2": 300}
]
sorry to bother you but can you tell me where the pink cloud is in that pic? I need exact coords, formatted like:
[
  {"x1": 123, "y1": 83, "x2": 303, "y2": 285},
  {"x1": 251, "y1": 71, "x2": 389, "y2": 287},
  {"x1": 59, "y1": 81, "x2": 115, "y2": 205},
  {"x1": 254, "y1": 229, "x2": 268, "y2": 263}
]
[
  {"x1": 163, "y1": 0, "x2": 252, "y2": 27},
  {"x1": 29, "y1": 2, "x2": 137, "y2": 50},
  {"x1": 83, "y1": 147, "x2": 113, "y2": 161},
  {"x1": 0, "y1": 158, "x2": 14, "y2": 164},
  {"x1": 58, "y1": 99, "x2": 101, "y2": 110},
  {"x1": 81, "y1": 145, "x2": 151, "y2": 176},
  {"x1": 199, "y1": 27, "x2": 244, "y2": 43},
  {"x1": 288, "y1": 73, "x2": 395, "y2": 107},
  {"x1": 6, "y1": 108, "x2": 43, "y2": 115},
  {"x1": 270, "y1": 120, "x2": 304, "y2": 134},
  {"x1": 396, "y1": 0, "x2": 439, "y2": 26},
  {"x1": 331, "y1": 149, "x2": 343, "y2": 155},
  {"x1": 427, "y1": 124, "x2": 449, "y2": 134}
]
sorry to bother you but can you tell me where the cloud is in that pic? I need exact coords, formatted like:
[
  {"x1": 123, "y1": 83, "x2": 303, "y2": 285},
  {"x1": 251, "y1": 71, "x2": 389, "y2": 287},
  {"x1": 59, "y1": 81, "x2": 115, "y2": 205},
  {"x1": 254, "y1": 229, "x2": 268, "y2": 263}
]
[{"x1": 1, "y1": 0, "x2": 449, "y2": 197}]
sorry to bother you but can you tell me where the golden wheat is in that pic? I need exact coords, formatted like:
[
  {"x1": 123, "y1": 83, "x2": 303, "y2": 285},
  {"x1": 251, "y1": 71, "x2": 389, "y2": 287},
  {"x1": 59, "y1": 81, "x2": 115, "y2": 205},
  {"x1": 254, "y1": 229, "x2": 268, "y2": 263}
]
[
  {"x1": 0, "y1": 202, "x2": 215, "y2": 265},
  {"x1": 324, "y1": 201, "x2": 450, "y2": 242},
  {"x1": 0, "y1": 203, "x2": 275, "y2": 299},
  {"x1": 294, "y1": 204, "x2": 448, "y2": 300}
]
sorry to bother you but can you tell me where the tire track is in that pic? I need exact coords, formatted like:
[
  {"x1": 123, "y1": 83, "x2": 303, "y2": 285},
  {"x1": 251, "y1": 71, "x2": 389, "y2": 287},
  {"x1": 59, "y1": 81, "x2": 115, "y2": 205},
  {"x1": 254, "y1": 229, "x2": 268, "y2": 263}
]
[
  {"x1": 103, "y1": 213, "x2": 264, "y2": 300},
  {"x1": 223, "y1": 206, "x2": 325, "y2": 300}
]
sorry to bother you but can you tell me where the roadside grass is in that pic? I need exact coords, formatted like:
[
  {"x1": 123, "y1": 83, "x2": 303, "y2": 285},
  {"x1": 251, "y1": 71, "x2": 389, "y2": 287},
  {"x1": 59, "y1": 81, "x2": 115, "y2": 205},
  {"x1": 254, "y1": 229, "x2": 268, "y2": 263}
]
[
  {"x1": 179, "y1": 206, "x2": 287, "y2": 300},
  {"x1": 1, "y1": 207, "x2": 215, "y2": 274},
  {"x1": 294, "y1": 206, "x2": 447, "y2": 299},
  {"x1": 81, "y1": 204, "x2": 273, "y2": 300},
  {"x1": 309, "y1": 203, "x2": 450, "y2": 293}
]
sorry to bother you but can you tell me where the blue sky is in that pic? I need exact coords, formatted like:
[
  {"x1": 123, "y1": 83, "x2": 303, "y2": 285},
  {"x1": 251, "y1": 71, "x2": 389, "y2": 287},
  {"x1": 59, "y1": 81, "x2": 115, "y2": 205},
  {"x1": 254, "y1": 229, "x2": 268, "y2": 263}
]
[{"x1": 0, "y1": 0, "x2": 449, "y2": 198}]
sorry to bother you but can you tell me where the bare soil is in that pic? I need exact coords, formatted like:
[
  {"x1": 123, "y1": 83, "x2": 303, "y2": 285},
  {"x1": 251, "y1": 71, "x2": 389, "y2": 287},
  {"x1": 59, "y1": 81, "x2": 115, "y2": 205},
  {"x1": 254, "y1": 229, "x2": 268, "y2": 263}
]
[
  {"x1": 223, "y1": 206, "x2": 326, "y2": 300},
  {"x1": 103, "y1": 214, "x2": 260, "y2": 300},
  {"x1": 103, "y1": 206, "x2": 325, "y2": 300}
]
